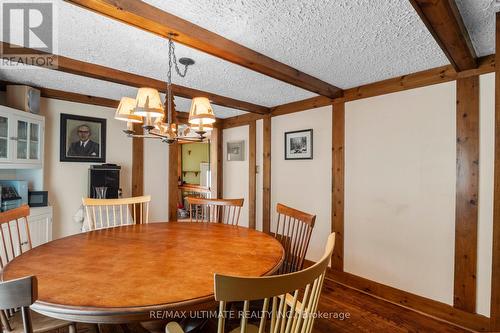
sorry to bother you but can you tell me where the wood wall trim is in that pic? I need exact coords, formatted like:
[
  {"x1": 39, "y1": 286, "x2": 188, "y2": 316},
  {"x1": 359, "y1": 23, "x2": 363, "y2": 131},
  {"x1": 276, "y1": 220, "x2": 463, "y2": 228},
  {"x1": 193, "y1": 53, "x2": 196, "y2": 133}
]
[
  {"x1": 409, "y1": 0, "x2": 477, "y2": 71},
  {"x1": 271, "y1": 96, "x2": 333, "y2": 117},
  {"x1": 64, "y1": 0, "x2": 343, "y2": 99},
  {"x1": 210, "y1": 126, "x2": 223, "y2": 199},
  {"x1": 221, "y1": 113, "x2": 265, "y2": 129},
  {"x1": 329, "y1": 270, "x2": 491, "y2": 332},
  {"x1": 0, "y1": 42, "x2": 270, "y2": 115},
  {"x1": 248, "y1": 121, "x2": 257, "y2": 229},
  {"x1": 131, "y1": 123, "x2": 144, "y2": 197},
  {"x1": 490, "y1": 11, "x2": 500, "y2": 331},
  {"x1": 168, "y1": 110, "x2": 179, "y2": 222},
  {"x1": 331, "y1": 102, "x2": 345, "y2": 271},
  {"x1": 453, "y1": 75, "x2": 479, "y2": 313},
  {"x1": 262, "y1": 115, "x2": 272, "y2": 234}
]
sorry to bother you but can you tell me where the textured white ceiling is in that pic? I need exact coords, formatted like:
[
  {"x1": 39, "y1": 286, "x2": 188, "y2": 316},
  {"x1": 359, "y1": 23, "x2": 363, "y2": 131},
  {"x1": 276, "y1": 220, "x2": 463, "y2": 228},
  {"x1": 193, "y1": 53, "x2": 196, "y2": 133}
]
[
  {"x1": 0, "y1": 0, "x2": 495, "y2": 118},
  {"x1": 143, "y1": 0, "x2": 450, "y2": 88},
  {"x1": 455, "y1": 0, "x2": 497, "y2": 57}
]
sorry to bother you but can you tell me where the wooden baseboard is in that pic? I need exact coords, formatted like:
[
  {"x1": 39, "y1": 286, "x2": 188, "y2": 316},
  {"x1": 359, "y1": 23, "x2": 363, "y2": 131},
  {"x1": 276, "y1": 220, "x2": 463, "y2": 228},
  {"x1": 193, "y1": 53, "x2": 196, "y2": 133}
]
[
  {"x1": 328, "y1": 269, "x2": 490, "y2": 332},
  {"x1": 303, "y1": 260, "x2": 490, "y2": 331}
]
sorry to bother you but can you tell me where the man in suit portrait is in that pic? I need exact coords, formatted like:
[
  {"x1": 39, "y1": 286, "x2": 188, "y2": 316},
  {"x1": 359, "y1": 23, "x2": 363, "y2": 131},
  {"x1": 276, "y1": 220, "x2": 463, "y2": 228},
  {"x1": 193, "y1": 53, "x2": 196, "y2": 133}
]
[{"x1": 67, "y1": 124, "x2": 100, "y2": 157}]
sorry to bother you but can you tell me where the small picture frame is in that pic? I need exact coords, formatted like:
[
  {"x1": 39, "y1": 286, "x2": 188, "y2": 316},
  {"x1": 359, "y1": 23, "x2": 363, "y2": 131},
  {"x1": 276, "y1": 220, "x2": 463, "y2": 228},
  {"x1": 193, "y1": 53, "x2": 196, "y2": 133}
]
[
  {"x1": 60, "y1": 114, "x2": 106, "y2": 162},
  {"x1": 227, "y1": 140, "x2": 245, "y2": 161},
  {"x1": 284, "y1": 129, "x2": 313, "y2": 160}
]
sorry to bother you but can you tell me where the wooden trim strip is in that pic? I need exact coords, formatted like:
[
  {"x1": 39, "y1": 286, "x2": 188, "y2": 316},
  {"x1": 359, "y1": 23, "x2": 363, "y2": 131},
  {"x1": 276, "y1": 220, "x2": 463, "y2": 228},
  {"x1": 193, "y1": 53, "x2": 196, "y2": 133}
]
[
  {"x1": 0, "y1": 42, "x2": 270, "y2": 115},
  {"x1": 262, "y1": 115, "x2": 271, "y2": 234},
  {"x1": 329, "y1": 270, "x2": 491, "y2": 332},
  {"x1": 271, "y1": 96, "x2": 333, "y2": 117},
  {"x1": 221, "y1": 113, "x2": 265, "y2": 129},
  {"x1": 64, "y1": 0, "x2": 342, "y2": 98},
  {"x1": 409, "y1": 0, "x2": 477, "y2": 71},
  {"x1": 453, "y1": 75, "x2": 479, "y2": 313},
  {"x1": 131, "y1": 123, "x2": 144, "y2": 197},
  {"x1": 331, "y1": 102, "x2": 345, "y2": 271},
  {"x1": 168, "y1": 110, "x2": 179, "y2": 222},
  {"x1": 248, "y1": 121, "x2": 256, "y2": 230},
  {"x1": 490, "y1": 11, "x2": 500, "y2": 331}
]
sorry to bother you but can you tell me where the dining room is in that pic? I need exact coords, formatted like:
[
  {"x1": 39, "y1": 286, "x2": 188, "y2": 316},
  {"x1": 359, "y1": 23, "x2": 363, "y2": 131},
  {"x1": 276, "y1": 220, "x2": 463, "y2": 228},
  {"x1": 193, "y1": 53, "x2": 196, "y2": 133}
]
[{"x1": 0, "y1": 0, "x2": 499, "y2": 332}]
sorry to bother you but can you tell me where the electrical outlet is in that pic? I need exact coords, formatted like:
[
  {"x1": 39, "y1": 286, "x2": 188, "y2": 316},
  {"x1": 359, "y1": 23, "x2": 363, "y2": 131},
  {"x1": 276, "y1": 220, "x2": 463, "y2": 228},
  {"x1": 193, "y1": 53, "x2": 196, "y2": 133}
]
[{"x1": 256, "y1": 165, "x2": 260, "y2": 174}]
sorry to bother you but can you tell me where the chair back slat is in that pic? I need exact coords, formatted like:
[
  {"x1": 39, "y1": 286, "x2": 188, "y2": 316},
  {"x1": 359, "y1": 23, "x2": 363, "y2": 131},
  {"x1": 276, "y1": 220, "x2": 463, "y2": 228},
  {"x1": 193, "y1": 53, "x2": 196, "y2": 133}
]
[
  {"x1": 186, "y1": 197, "x2": 244, "y2": 226},
  {"x1": 82, "y1": 195, "x2": 151, "y2": 231},
  {"x1": 214, "y1": 233, "x2": 335, "y2": 333},
  {"x1": 273, "y1": 204, "x2": 316, "y2": 274},
  {"x1": 0, "y1": 276, "x2": 37, "y2": 333},
  {"x1": 0, "y1": 205, "x2": 31, "y2": 269}
]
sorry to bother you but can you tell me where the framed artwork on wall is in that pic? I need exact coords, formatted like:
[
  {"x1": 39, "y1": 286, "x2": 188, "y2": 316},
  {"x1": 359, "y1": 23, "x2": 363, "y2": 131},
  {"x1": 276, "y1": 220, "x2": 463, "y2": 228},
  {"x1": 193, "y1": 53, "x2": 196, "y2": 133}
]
[
  {"x1": 227, "y1": 140, "x2": 245, "y2": 161},
  {"x1": 60, "y1": 114, "x2": 106, "y2": 162},
  {"x1": 284, "y1": 129, "x2": 313, "y2": 160}
]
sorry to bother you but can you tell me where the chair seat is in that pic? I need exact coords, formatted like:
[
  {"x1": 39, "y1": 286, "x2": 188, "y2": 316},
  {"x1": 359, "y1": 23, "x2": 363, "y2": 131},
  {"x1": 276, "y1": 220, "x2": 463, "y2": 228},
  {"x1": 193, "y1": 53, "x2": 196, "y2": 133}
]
[
  {"x1": 229, "y1": 324, "x2": 259, "y2": 333},
  {"x1": 165, "y1": 321, "x2": 259, "y2": 333},
  {"x1": 5, "y1": 310, "x2": 71, "y2": 333}
]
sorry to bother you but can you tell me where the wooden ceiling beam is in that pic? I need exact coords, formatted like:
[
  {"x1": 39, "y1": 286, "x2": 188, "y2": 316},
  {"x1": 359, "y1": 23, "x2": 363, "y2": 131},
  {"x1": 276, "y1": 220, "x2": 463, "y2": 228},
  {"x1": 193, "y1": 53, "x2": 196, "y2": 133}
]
[
  {"x1": 409, "y1": 0, "x2": 477, "y2": 71},
  {"x1": 0, "y1": 42, "x2": 270, "y2": 115},
  {"x1": 64, "y1": 0, "x2": 343, "y2": 98}
]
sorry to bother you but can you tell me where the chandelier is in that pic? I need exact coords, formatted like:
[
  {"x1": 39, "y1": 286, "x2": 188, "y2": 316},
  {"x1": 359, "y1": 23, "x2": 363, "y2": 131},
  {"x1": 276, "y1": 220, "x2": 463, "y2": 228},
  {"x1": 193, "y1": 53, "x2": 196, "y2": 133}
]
[{"x1": 114, "y1": 34, "x2": 216, "y2": 144}]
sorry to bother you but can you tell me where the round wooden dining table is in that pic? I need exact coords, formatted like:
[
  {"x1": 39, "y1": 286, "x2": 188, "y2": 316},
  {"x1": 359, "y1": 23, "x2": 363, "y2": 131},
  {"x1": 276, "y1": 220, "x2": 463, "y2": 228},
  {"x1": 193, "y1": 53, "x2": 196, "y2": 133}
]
[{"x1": 1, "y1": 222, "x2": 284, "y2": 324}]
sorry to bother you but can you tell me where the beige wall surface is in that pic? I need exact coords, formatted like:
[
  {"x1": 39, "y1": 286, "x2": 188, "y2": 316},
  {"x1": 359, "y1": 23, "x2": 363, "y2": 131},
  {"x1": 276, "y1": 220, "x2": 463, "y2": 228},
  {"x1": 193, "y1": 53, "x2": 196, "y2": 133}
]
[
  {"x1": 223, "y1": 125, "x2": 250, "y2": 227},
  {"x1": 344, "y1": 81, "x2": 457, "y2": 305},
  {"x1": 144, "y1": 139, "x2": 169, "y2": 222},
  {"x1": 478, "y1": 73, "x2": 494, "y2": 316},
  {"x1": 41, "y1": 98, "x2": 132, "y2": 238},
  {"x1": 271, "y1": 106, "x2": 332, "y2": 262}
]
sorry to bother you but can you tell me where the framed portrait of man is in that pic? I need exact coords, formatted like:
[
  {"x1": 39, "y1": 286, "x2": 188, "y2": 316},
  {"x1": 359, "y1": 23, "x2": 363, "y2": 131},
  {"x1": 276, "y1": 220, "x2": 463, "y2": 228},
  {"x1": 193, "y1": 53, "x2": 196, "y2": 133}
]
[{"x1": 60, "y1": 114, "x2": 106, "y2": 162}]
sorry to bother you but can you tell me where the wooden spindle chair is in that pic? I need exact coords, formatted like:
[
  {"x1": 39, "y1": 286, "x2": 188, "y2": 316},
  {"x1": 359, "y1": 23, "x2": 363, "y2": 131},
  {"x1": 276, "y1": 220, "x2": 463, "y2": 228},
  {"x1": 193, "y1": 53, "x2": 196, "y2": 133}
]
[
  {"x1": 273, "y1": 204, "x2": 316, "y2": 274},
  {"x1": 0, "y1": 206, "x2": 75, "y2": 333},
  {"x1": 186, "y1": 197, "x2": 244, "y2": 226},
  {"x1": 166, "y1": 233, "x2": 335, "y2": 333},
  {"x1": 82, "y1": 195, "x2": 151, "y2": 231}
]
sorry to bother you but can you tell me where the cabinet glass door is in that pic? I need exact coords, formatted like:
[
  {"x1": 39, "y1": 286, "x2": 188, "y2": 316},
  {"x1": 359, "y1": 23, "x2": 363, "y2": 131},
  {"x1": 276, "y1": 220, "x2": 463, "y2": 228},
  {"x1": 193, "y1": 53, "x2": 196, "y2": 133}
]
[
  {"x1": 0, "y1": 116, "x2": 8, "y2": 159},
  {"x1": 17, "y1": 120, "x2": 28, "y2": 160},
  {"x1": 29, "y1": 123, "x2": 40, "y2": 160}
]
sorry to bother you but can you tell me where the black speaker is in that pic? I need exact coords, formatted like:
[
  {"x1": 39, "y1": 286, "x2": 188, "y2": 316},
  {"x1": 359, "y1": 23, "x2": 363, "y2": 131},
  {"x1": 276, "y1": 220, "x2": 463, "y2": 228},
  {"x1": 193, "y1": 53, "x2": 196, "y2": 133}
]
[{"x1": 88, "y1": 164, "x2": 121, "y2": 199}]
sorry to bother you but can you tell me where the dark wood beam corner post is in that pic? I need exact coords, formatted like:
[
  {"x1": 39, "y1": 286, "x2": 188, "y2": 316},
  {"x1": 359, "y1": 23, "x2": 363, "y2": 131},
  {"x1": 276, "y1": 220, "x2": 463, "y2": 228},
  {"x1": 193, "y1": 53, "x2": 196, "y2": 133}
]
[
  {"x1": 332, "y1": 102, "x2": 345, "y2": 271},
  {"x1": 168, "y1": 111, "x2": 179, "y2": 222},
  {"x1": 249, "y1": 121, "x2": 257, "y2": 230},
  {"x1": 490, "y1": 11, "x2": 500, "y2": 331},
  {"x1": 263, "y1": 115, "x2": 272, "y2": 234},
  {"x1": 131, "y1": 123, "x2": 144, "y2": 197},
  {"x1": 454, "y1": 75, "x2": 479, "y2": 313}
]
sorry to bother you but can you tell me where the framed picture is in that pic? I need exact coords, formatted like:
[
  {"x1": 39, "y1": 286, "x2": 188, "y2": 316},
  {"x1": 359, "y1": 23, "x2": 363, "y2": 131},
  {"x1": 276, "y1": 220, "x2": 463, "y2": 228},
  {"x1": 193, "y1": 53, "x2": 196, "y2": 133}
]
[
  {"x1": 284, "y1": 129, "x2": 313, "y2": 160},
  {"x1": 60, "y1": 114, "x2": 106, "y2": 162},
  {"x1": 227, "y1": 140, "x2": 245, "y2": 161}
]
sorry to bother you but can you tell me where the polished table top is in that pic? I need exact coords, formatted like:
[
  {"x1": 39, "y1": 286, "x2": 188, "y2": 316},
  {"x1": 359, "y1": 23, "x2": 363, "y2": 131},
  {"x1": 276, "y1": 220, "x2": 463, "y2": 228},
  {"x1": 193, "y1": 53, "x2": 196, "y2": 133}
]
[{"x1": 2, "y1": 222, "x2": 284, "y2": 323}]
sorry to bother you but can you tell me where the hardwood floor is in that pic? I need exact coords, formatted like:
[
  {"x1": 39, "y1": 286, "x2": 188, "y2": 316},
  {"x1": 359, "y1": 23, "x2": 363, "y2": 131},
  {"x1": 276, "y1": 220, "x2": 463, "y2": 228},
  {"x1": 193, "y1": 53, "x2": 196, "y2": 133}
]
[
  {"x1": 42, "y1": 277, "x2": 472, "y2": 333},
  {"x1": 315, "y1": 277, "x2": 472, "y2": 333}
]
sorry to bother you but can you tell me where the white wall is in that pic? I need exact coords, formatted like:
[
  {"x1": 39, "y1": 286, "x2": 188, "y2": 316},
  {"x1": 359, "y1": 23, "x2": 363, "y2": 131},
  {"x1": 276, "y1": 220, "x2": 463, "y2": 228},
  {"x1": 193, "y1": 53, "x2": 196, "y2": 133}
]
[
  {"x1": 223, "y1": 126, "x2": 249, "y2": 227},
  {"x1": 271, "y1": 107, "x2": 332, "y2": 261},
  {"x1": 344, "y1": 82, "x2": 457, "y2": 305},
  {"x1": 143, "y1": 139, "x2": 169, "y2": 222},
  {"x1": 40, "y1": 98, "x2": 132, "y2": 238},
  {"x1": 478, "y1": 73, "x2": 495, "y2": 316}
]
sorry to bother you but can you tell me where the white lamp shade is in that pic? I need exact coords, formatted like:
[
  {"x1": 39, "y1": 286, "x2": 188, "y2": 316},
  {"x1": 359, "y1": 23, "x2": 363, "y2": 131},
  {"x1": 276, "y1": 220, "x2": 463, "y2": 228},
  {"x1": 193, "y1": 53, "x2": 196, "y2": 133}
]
[
  {"x1": 133, "y1": 88, "x2": 164, "y2": 118},
  {"x1": 115, "y1": 97, "x2": 142, "y2": 123},
  {"x1": 188, "y1": 97, "x2": 216, "y2": 125}
]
